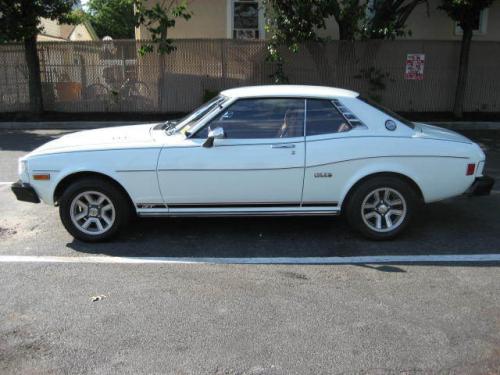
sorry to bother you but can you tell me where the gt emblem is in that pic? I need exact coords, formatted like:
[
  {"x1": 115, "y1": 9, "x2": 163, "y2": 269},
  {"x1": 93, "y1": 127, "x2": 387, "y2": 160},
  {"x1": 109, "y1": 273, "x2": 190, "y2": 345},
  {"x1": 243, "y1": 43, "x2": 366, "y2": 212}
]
[{"x1": 314, "y1": 172, "x2": 333, "y2": 178}]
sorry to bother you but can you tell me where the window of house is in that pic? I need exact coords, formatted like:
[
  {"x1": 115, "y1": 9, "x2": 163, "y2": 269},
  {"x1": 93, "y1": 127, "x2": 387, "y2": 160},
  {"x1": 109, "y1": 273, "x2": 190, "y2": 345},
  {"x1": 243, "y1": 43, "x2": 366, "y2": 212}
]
[
  {"x1": 232, "y1": 0, "x2": 261, "y2": 40},
  {"x1": 306, "y1": 99, "x2": 352, "y2": 136},
  {"x1": 194, "y1": 98, "x2": 305, "y2": 139},
  {"x1": 455, "y1": 9, "x2": 488, "y2": 35}
]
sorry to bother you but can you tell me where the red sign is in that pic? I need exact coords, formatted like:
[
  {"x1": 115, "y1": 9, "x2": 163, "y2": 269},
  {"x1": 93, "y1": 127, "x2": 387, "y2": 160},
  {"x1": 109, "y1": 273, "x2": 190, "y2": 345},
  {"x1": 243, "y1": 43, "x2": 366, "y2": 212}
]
[{"x1": 405, "y1": 54, "x2": 425, "y2": 80}]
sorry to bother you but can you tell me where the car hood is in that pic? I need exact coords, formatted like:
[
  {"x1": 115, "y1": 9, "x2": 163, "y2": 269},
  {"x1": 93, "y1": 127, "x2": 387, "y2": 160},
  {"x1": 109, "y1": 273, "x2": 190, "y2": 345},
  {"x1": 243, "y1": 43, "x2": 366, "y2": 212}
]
[
  {"x1": 28, "y1": 124, "x2": 160, "y2": 156},
  {"x1": 414, "y1": 123, "x2": 472, "y2": 144}
]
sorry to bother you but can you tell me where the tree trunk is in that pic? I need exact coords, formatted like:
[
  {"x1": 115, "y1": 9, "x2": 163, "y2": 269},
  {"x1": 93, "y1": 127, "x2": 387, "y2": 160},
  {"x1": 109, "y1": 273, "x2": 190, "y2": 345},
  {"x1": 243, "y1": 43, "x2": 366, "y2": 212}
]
[
  {"x1": 158, "y1": 30, "x2": 167, "y2": 111},
  {"x1": 453, "y1": 27, "x2": 472, "y2": 119},
  {"x1": 24, "y1": 35, "x2": 43, "y2": 114},
  {"x1": 336, "y1": 21, "x2": 356, "y2": 87}
]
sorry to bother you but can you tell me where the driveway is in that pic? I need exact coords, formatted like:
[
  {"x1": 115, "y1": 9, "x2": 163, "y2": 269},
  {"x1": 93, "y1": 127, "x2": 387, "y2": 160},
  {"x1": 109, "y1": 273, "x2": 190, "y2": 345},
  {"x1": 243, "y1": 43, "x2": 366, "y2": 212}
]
[{"x1": 0, "y1": 128, "x2": 499, "y2": 374}]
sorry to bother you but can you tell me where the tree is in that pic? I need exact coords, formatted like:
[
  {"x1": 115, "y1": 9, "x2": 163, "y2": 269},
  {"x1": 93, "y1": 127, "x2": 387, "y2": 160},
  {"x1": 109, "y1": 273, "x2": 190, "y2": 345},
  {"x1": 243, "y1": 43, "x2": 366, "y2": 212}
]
[
  {"x1": 362, "y1": 0, "x2": 429, "y2": 39},
  {"x1": 439, "y1": 0, "x2": 494, "y2": 118},
  {"x1": 86, "y1": 0, "x2": 135, "y2": 39},
  {"x1": 133, "y1": 0, "x2": 192, "y2": 109},
  {"x1": 0, "y1": 0, "x2": 77, "y2": 114},
  {"x1": 264, "y1": 0, "x2": 366, "y2": 83},
  {"x1": 264, "y1": 0, "x2": 426, "y2": 83},
  {"x1": 134, "y1": 0, "x2": 192, "y2": 55}
]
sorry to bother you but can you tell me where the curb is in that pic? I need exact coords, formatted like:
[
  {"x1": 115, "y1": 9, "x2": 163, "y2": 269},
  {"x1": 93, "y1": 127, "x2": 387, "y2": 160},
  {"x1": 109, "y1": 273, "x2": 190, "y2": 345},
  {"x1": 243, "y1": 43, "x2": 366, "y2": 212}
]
[{"x1": 0, "y1": 121, "x2": 500, "y2": 131}]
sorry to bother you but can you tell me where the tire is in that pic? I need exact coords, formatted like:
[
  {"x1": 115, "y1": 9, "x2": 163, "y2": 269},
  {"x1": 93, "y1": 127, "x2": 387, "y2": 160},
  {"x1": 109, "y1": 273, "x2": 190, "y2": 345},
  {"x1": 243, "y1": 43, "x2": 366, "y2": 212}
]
[
  {"x1": 345, "y1": 176, "x2": 419, "y2": 240},
  {"x1": 59, "y1": 177, "x2": 131, "y2": 242}
]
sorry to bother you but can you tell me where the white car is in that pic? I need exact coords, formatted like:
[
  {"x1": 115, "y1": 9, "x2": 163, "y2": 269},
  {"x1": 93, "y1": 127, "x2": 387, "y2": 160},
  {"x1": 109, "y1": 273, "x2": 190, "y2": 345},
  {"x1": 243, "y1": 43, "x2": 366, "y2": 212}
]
[{"x1": 12, "y1": 85, "x2": 494, "y2": 242}]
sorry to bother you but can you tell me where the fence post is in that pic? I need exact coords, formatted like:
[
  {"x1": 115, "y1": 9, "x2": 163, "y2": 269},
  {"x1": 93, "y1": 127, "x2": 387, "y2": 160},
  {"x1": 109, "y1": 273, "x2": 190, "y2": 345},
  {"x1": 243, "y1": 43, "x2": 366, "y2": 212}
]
[
  {"x1": 221, "y1": 39, "x2": 227, "y2": 89},
  {"x1": 80, "y1": 54, "x2": 87, "y2": 100}
]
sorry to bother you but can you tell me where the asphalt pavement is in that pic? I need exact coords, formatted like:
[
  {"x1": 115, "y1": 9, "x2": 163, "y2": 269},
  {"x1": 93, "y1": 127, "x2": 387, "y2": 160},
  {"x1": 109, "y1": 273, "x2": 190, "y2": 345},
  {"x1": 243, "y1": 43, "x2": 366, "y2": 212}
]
[{"x1": 0, "y1": 128, "x2": 499, "y2": 374}]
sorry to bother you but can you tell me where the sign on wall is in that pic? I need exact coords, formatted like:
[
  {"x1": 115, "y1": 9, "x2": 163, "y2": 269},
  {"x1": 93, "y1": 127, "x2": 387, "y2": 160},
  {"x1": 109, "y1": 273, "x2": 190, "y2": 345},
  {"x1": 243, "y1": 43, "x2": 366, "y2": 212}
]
[{"x1": 405, "y1": 53, "x2": 425, "y2": 80}]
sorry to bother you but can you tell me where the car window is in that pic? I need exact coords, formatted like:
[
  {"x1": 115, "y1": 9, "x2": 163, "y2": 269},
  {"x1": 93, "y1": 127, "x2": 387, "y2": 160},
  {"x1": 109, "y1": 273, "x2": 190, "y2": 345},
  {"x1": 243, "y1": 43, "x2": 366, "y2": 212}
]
[
  {"x1": 306, "y1": 99, "x2": 352, "y2": 136},
  {"x1": 331, "y1": 99, "x2": 367, "y2": 129},
  {"x1": 193, "y1": 98, "x2": 305, "y2": 139},
  {"x1": 175, "y1": 95, "x2": 228, "y2": 135}
]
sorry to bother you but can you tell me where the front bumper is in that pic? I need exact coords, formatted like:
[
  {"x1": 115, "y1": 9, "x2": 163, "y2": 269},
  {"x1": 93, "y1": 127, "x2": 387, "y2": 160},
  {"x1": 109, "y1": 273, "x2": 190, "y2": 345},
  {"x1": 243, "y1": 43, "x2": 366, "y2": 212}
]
[
  {"x1": 11, "y1": 181, "x2": 40, "y2": 203},
  {"x1": 466, "y1": 175, "x2": 495, "y2": 196}
]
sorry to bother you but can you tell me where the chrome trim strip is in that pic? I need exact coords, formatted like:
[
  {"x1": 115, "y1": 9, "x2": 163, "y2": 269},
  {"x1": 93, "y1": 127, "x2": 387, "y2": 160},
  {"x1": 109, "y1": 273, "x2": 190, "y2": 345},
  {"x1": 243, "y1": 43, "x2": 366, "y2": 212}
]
[
  {"x1": 302, "y1": 201, "x2": 338, "y2": 207},
  {"x1": 136, "y1": 203, "x2": 168, "y2": 209},
  {"x1": 167, "y1": 202, "x2": 301, "y2": 209},
  {"x1": 117, "y1": 170, "x2": 156, "y2": 173},
  {"x1": 138, "y1": 210, "x2": 339, "y2": 218}
]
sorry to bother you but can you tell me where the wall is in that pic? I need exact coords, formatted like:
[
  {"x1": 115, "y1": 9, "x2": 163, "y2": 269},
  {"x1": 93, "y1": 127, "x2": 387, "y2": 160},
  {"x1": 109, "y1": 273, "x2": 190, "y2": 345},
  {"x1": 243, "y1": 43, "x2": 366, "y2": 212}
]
[
  {"x1": 135, "y1": 0, "x2": 228, "y2": 40},
  {"x1": 135, "y1": 0, "x2": 500, "y2": 41},
  {"x1": 404, "y1": 0, "x2": 500, "y2": 41},
  {"x1": 69, "y1": 24, "x2": 95, "y2": 41}
]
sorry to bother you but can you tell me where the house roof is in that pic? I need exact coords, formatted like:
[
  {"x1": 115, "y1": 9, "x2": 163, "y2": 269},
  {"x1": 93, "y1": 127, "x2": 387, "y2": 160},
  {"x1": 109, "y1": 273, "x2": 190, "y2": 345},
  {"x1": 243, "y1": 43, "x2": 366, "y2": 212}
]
[
  {"x1": 221, "y1": 85, "x2": 359, "y2": 99},
  {"x1": 38, "y1": 18, "x2": 99, "y2": 41}
]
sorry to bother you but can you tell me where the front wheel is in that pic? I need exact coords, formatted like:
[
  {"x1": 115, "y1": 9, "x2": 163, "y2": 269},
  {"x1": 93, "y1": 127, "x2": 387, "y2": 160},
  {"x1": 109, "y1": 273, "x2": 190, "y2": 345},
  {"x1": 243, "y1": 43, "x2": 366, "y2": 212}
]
[
  {"x1": 345, "y1": 176, "x2": 419, "y2": 240},
  {"x1": 59, "y1": 178, "x2": 131, "y2": 242}
]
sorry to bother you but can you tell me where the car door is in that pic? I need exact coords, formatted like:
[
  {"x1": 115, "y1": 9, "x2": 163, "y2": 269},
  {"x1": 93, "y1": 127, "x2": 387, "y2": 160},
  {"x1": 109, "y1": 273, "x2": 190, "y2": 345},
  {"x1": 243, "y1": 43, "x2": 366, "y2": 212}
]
[
  {"x1": 302, "y1": 98, "x2": 360, "y2": 206},
  {"x1": 157, "y1": 98, "x2": 306, "y2": 210}
]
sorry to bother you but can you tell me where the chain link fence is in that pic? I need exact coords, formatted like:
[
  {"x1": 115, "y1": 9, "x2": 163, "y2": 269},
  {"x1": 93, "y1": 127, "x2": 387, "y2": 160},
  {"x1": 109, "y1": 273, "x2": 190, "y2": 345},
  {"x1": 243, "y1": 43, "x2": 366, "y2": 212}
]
[{"x1": 0, "y1": 39, "x2": 499, "y2": 113}]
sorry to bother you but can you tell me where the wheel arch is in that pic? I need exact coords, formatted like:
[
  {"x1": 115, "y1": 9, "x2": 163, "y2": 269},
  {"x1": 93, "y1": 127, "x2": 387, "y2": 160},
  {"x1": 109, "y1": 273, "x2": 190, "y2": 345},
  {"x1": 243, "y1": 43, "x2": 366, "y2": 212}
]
[
  {"x1": 53, "y1": 171, "x2": 135, "y2": 210},
  {"x1": 340, "y1": 171, "x2": 424, "y2": 212}
]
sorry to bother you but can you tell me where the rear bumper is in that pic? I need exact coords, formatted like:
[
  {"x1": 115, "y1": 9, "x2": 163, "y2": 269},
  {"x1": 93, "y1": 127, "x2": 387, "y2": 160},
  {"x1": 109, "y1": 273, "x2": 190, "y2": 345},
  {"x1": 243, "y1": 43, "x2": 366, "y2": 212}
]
[
  {"x1": 466, "y1": 175, "x2": 495, "y2": 197},
  {"x1": 11, "y1": 181, "x2": 40, "y2": 203}
]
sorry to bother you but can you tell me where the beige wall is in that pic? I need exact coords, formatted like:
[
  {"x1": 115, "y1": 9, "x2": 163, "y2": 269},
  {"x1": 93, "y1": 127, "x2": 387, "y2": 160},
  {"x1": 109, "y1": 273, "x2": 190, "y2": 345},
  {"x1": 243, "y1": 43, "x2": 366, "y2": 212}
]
[
  {"x1": 38, "y1": 18, "x2": 96, "y2": 42},
  {"x1": 404, "y1": 0, "x2": 500, "y2": 41},
  {"x1": 38, "y1": 19, "x2": 65, "y2": 41},
  {"x1": 69, "y1": 24, "x2": 95, "y2": 41},
  {"x1": 313, "y1": 0, "x2": 500, "y2": 41},
  {"x1": 136, "y1": 0, "x2": 500, "y2": 41},
  {"x1": 136, "y1": 0, "x2": 228, "y2": 40}
]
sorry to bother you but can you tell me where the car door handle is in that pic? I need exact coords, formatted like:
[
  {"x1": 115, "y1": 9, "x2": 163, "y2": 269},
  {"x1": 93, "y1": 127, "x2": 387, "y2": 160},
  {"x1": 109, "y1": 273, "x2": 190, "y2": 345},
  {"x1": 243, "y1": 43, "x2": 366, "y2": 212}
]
[{"x1": 271, "y1": 144, "x2": 295, "y2": 149}]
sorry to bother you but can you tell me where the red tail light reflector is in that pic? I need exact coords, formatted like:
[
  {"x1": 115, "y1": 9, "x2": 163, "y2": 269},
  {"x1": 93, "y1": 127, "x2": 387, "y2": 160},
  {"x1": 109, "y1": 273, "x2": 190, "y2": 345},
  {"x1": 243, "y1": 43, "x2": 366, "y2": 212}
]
[
  {"x1": 466, "y1": 163, "x2": 475, "y2": 176},
  {"x1": 33, "y1": 173, "x2": 50, "y2": 180}
]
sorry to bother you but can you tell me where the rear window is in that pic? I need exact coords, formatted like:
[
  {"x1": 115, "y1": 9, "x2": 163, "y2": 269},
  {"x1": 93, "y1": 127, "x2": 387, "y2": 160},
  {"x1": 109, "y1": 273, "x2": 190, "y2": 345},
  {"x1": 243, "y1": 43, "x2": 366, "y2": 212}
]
[{"x1": 359, "y1": 96, "x2": 415, "y2": 129}]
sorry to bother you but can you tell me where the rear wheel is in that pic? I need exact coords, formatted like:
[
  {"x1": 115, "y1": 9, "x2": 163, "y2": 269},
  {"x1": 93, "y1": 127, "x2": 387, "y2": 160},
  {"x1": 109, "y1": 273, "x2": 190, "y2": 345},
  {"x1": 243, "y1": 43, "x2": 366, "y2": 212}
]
[
  {"x1": 345, "y1": 176, "x2": 418, "y2": 240},
  {"x1": 59, "y1": 178, "x2": 131, "y2": 242}
]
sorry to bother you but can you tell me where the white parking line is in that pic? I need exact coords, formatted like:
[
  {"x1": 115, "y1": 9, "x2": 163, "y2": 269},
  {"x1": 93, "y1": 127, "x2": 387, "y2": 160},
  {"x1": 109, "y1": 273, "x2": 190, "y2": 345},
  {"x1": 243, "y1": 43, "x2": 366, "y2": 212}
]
[
  {"x1": 0, "y1": 182, "x2": 13, "y2": 185},
  {"x1": 0, "y1": 254, "x2": 499, "y2": 265}
]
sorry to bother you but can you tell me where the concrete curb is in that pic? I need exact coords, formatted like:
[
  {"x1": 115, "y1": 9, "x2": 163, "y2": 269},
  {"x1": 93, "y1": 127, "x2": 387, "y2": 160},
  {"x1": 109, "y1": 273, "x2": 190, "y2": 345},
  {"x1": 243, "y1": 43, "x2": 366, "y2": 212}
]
[{"x1": 0, "y1": 121, "x2": 499, "y2": 131}]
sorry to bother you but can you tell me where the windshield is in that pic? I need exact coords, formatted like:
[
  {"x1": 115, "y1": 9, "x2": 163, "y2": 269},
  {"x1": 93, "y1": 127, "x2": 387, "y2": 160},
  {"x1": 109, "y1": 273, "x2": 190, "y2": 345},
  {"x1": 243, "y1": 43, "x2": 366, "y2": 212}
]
[
  {"x1": 359, "y1": 96, "x2": 415, "y2": 129},
  {"x1": 172, "y1": 95, "x2": 229, "y2": 135}
]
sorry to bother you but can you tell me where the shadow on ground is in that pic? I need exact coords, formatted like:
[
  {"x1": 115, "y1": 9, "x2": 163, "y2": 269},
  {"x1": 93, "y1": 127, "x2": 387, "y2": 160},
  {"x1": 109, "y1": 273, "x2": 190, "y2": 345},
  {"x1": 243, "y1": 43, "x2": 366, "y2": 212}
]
[
  {"x1": 66, "y1": 196, "x2": 500, "y2": 259},
  {"x1": 0, "y1": 130, "x2": 70, "y2": 152}
]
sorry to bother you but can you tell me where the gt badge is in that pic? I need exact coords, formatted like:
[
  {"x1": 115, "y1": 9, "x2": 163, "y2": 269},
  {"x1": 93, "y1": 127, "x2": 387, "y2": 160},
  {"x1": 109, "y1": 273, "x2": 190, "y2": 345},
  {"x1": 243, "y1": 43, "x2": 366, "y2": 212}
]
[{"x1": 314, "y1": 172, "x2": 333, "y2": 178}]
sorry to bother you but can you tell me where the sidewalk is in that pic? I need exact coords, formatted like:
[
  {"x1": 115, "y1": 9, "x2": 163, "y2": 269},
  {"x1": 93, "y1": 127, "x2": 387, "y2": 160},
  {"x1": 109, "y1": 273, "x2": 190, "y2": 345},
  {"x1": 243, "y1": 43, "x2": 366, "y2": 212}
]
[{"x1": 0, "y1": 120, "x2": 500, "y2": 131}]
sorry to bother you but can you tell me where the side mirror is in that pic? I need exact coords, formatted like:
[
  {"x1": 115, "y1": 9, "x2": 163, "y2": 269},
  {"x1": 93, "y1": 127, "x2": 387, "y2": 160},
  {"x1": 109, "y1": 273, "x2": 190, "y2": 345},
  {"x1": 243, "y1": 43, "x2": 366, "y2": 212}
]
[{"x1": 203, "y1": 127, "x2": 225, "y2": 148}]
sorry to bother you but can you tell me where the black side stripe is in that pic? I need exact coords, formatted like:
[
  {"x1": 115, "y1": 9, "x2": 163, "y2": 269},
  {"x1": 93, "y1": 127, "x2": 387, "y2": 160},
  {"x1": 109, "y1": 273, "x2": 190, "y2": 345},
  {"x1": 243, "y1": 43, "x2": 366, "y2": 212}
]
[{"x1": 137, "y1": 202, "x2": 339, "y2": 209}]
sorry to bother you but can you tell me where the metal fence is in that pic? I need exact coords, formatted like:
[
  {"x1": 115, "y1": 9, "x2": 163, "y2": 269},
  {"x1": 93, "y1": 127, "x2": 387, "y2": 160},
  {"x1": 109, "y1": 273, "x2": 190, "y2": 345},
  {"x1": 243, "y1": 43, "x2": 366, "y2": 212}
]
[{"x1": 0, "y1": 39, "x2": 499, "y2": 113}]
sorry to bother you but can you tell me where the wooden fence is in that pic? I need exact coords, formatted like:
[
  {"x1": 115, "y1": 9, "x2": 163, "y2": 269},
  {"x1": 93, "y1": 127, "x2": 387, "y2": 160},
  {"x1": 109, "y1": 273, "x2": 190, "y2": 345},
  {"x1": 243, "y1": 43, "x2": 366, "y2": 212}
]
[{"x1": 0, "y1": 39, "x2": 499, "y2": 113}]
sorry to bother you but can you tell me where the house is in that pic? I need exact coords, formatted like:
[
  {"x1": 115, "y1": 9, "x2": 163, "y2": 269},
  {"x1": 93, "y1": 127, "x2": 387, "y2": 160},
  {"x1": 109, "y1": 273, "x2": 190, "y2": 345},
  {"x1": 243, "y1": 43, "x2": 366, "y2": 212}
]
[
  {"x1": 38, "y1": 18, "x2": 98, "y2": 42},
  {"x1": 135, "y1": 0, "x2": 500, "y2": 41}
]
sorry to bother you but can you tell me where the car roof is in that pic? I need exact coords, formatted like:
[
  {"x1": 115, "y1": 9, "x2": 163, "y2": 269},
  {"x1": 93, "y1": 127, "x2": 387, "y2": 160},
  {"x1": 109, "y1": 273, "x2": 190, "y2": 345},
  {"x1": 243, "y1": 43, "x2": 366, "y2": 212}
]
[{"x1": 220, "y1": 85, "x2": 359, "y2": 99}]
